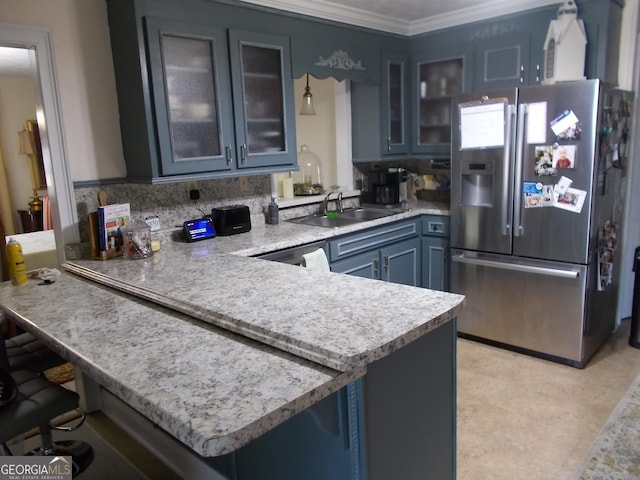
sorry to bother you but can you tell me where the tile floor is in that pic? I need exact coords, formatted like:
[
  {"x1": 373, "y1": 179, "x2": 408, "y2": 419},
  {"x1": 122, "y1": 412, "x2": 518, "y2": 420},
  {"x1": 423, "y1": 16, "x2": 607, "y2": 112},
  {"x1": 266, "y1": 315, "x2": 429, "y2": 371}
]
[
  {"x1": 19, "y1": 320, "x2": 640, "y2": 479},
  {"x1": 457, "y1": 319, "x2": 640, "y2": 480}
]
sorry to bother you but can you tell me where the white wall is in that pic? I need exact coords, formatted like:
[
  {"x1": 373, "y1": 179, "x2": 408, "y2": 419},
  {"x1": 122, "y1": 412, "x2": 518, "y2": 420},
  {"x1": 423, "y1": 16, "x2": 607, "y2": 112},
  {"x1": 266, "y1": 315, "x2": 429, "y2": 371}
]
[
  {"x1": 293, "y1": 75, "x2": 338, "y2": 189},
  {"x1": 0, "y1": 0, "x2": 126, "y2": 181},
  {"x1": 0, "y1": 76, "x2": 36, "y2": 221},
  {"x1": 618, "y1": 0, "x2": 639, "y2": 90}
]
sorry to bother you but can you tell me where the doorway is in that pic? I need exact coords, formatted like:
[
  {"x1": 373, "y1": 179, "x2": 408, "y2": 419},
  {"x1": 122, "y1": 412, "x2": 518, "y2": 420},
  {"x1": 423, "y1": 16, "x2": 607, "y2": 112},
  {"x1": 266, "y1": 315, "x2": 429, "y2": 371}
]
[
  {"x1": 0, "y1": 23, "x2": 79, "y2": 268},
  {"x1": 0, "y1": 45, "x2": 41, "y2": 236}
]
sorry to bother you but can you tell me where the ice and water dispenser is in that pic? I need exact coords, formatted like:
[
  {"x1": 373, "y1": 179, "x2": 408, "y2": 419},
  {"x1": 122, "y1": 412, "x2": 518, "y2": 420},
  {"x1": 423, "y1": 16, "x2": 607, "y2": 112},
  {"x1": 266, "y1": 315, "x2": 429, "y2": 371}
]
[{"x1": 460, "y1": 159, "x2": 494, "y2": 207}]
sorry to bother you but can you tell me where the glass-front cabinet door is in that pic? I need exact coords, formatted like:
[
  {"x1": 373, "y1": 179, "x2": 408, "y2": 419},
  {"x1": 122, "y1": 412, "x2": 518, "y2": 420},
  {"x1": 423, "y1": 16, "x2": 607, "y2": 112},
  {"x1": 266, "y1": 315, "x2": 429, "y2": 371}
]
[
  {"x1": 146, "y1": 18, "x2": 235, "y2": 176},
  {"x1": 411, "y1": 46, "x2": 470, "y2": 157},
  {"x1": 381, "y1": 53, "x2": 409, "y2": 155},
  {"x1": 413, "y1": 57, "x2": 463, "y2": 156},
  {"x1": 229, "y1": 30, "x2": 296, "y2": 170}
]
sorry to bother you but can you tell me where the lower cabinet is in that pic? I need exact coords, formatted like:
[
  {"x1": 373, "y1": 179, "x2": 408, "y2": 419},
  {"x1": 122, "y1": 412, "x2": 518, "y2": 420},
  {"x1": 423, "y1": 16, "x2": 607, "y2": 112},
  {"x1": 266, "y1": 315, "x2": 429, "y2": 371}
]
[
  {"x1": 206, "y1": 380, "x2": 364, "y2": 480},
  {"x1": 422, "y1": 215, "x2": 450, "y2": 292},
  {"x1": 331, "y1": 237, "x2": 421, "y2": 286},
  {"x1": 422, "y1": 236, "x2": 449, "y2": 291},
  {"x1": 328, "y1": 219, "x2": 421, "y2": 287},
  {"x1": 327, "y1": 216, "x2": 451, "y2": 290}
]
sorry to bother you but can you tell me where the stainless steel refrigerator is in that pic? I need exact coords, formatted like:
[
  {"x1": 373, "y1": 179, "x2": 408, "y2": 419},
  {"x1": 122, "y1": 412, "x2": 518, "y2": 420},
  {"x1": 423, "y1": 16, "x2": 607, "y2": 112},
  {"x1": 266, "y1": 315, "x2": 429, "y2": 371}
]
[{"x1": 450, "y1": 79, "x2": 630, "y2": 368}]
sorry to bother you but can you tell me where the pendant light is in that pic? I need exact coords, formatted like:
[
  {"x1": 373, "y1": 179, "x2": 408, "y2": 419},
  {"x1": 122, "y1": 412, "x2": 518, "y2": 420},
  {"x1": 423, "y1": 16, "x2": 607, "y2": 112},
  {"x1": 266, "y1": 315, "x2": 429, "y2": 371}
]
[{"x1": 299, "y1": 73, "x2": 317, "y2": 115}]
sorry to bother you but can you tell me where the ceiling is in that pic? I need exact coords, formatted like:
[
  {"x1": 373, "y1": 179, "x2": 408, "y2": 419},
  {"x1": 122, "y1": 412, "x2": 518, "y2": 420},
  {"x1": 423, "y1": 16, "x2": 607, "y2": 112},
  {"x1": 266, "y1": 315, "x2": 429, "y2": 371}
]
[{"x1": 238, "y1": 0, "x2": 561, "y2": 35}]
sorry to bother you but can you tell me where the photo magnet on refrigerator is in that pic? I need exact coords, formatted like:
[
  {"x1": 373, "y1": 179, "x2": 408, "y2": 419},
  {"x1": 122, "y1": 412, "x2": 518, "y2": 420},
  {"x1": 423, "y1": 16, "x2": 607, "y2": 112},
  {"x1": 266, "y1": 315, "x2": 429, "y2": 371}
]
[{"x1": 550, "y1": 109, "x2": 580, "y2": 137}]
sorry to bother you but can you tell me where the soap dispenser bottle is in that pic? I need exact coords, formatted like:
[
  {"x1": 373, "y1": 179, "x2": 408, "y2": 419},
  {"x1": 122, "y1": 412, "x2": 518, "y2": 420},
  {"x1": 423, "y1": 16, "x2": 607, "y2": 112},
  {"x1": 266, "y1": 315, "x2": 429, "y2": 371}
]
[{"x1": 267, "y1": 197, "x2": 279, "y2": 225}]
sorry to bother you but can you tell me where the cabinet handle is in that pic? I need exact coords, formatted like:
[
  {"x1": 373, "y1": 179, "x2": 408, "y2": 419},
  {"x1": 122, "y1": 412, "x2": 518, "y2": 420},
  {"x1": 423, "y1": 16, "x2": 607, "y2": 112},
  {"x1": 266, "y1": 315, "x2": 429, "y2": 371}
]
[
  {"x1": 373, "y1": 258, "x2": 379, "y2": 276},
  {"x1": 225, "y1": 145, "x2": 233, "y2": 165},
  {"x1": 536, "y1": 64, "x2": 540, "y2": 83},
  {"x1": 383, "y1": 254, "x2": 389, "y2": 271},
  {"x1": 387, "y1": 137, "x2": 391, "y2": 152},
  {"x1": 519, "y1": 65, "x2": 524, "y2": 84},
  {"x1": 241, "y1": 144, "x2": 247, "y2": 164}
]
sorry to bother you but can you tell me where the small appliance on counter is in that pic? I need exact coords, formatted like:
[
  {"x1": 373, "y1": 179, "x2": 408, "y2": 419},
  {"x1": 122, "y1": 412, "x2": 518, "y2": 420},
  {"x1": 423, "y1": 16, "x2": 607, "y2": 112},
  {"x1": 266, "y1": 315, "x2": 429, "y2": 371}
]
[
  {"x1": 211, "y1": 205, "x2": 251, "y2": 235},
  {"x1": 182, "y1": 218, "x2": 216, "y2": 243},
  {"x1": 360, "y1": 167, "x2": 408, "y2": 208}
]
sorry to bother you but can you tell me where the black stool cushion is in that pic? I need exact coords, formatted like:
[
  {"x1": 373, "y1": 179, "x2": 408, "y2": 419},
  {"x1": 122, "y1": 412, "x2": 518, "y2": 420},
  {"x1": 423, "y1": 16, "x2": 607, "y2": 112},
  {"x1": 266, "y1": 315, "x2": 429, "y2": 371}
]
[
  {"x1": 0, "y1": 369, "x2": 79, "y2": 443},
  {"x1": 6, "y1": 332, "x2": 66, "y2": 373}
]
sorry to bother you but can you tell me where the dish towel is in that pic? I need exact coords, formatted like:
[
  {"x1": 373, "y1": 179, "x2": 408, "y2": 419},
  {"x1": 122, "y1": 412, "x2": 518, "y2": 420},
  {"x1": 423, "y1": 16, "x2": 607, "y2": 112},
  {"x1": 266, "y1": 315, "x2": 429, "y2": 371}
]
[{"x1": 302, "y1": 248, "x2": 330, "y2": 272}]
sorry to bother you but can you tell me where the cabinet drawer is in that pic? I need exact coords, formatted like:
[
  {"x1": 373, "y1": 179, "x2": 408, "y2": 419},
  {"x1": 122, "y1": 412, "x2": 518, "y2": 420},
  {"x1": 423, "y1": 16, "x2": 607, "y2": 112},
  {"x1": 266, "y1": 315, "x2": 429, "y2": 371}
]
[
  {"x1": 422, "y1": 215, "x2": 449, "y2": 237},
  {"x1": 328, "y1": 219, "x2": 419, "y2": 262}
]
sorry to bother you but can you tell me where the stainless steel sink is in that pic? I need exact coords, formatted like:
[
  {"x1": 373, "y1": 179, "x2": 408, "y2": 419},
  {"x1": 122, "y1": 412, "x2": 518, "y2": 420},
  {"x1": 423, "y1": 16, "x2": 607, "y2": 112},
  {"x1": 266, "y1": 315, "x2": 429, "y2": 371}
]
[
  {"x1": 287, "y1": 208, "x2": 398, "y2": 228},
  {"x1": 339, "y1": 208, "x2": 396, "y2": 221}
]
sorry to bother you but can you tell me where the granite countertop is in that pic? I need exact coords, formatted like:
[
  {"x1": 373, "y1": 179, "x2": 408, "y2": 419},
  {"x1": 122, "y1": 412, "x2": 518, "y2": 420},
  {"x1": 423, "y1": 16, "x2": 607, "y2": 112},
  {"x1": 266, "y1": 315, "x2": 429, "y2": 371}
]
[
  {"x1": 205, "y1": 199, "x2": 450, "y2": 257},
  {"x1": 0, "y1": 200, "x2": 462, "y2": 457},
  {"x1": 0, "y1": 275, "x2": 361, "y2": 456},
  {"x1": 64, "y1": 201, "x2": 462, "y2": 371}
]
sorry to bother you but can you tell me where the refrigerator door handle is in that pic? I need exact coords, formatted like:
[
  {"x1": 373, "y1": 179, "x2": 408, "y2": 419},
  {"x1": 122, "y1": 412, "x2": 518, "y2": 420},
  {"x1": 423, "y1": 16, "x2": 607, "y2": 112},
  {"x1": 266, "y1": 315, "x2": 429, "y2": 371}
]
[
  {"x1": 501, "y1": 104, "x2": 516, "y2": 236},
  {"x1": 513, "y1": 104, "x2": 528, "y2": 237},
  {"x1": 451, "y1": 254, "x2": 580, "y2": 279}
]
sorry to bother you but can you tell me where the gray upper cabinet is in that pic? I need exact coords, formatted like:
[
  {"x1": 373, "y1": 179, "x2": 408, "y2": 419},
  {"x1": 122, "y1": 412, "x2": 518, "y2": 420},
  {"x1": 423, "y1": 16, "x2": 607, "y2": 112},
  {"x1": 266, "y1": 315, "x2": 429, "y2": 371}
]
[
  {"x1": 107, "y1": 0, "x2": 297, "y2": 183},
  {"x1": 472, "y1": 32, "x2": 541, "y2": 89},
  {"x1": 146, "y1": 18, "x2": 235, "y2": 176},
  {"x1": 381, "y1": 53, "x2": 410, "y2": 156},
  {"x1": 410, "y1": 45, "x2": 472, "y2": 157},
  {"x1": 351, "y1": 52, "x2": 410, "y2": 162},
  {"x1": 228, "y1": 30, "x2": 296, "y2": 170},
  {"x1": 145, "y1": 21, "x2": 296, "y2": 180},
  {"x1": 471, "y1": 0, "x2": 623, "y2": 90}
]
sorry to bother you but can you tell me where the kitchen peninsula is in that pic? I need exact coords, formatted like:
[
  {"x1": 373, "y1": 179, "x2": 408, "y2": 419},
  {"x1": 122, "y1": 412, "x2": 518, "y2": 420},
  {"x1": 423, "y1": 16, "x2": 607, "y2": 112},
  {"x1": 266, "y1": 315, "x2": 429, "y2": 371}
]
[{"x1": 0, "y1": 205, "x2": 464, "y2": 479}]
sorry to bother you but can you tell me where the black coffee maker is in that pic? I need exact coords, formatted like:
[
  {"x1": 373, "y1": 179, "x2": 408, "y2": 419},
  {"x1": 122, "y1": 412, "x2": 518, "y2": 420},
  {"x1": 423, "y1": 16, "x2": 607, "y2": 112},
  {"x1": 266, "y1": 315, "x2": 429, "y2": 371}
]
[{"x1": 360, "y1": 167, "x2": 407, "y2": 208}]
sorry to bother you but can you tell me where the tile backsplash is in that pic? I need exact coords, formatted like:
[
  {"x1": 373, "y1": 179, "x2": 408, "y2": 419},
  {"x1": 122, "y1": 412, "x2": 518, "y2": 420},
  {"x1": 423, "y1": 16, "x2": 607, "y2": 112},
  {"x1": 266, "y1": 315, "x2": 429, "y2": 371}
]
[{"x1": 74, "y1": 175, "x2": 273, "y2": 242}]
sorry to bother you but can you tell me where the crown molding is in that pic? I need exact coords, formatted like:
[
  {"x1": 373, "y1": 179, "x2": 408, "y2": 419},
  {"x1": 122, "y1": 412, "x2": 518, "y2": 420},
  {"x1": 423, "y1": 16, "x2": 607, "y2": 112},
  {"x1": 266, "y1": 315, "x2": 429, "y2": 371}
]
[
  {"x1": 409, "y1": 0, "x2": 561, "y2": 35},
  {"x1": 236, "y1": 0, "x2": 410, "y2": 35},
  {"x1": 237, "y1": 0, "x2": 561, "y2": 36}
]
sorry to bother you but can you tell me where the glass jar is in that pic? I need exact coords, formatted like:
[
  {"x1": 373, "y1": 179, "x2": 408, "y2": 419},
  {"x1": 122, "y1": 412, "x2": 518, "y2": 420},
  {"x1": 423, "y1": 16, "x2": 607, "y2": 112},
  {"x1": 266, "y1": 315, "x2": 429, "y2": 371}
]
[
  {"x1": 293, "y1": 144, "x2": 323, "y2": 195},
  {"x1": 122, "y1": 219, "x2": 153, "y2": 259}
]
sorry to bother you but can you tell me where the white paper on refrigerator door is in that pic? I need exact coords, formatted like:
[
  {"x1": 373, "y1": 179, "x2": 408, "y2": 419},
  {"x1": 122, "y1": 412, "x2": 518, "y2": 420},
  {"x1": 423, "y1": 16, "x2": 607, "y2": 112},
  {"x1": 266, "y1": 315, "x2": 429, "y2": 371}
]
[
  {"x1": 459, "y1": 100, "x2": 506, "y2": 150},
  {"x1": 526, "y1": 102, "x2": 548, "y2": 144}
]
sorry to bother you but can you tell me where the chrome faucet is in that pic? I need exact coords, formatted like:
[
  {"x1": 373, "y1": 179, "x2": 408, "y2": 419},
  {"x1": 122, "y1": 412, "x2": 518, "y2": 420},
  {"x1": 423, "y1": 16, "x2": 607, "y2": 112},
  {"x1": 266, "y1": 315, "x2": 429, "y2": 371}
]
[{"x1": 322, "y1": 191, "x2": 343, "y2": 214}]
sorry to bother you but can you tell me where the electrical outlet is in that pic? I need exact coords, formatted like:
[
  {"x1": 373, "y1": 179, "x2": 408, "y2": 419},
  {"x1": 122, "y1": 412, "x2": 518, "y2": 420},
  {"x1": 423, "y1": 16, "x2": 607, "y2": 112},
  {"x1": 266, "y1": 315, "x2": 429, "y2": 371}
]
[
  {"x1": 186, "y1": 181, "x2": 198, "y2": 195},
  {"x1": 186, "y1": 181, "x2": 200, "y2": 200},
  {"x1": 239, "y1": 177, "x2": 250, "y2": 192}
]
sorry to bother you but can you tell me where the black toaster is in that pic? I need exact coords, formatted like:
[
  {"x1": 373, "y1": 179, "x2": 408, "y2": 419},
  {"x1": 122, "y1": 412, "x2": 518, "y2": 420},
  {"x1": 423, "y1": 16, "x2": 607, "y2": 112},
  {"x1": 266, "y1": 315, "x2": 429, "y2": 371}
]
[{"x1": 210, "y1": 205, "x2": 251, "y2": 236}]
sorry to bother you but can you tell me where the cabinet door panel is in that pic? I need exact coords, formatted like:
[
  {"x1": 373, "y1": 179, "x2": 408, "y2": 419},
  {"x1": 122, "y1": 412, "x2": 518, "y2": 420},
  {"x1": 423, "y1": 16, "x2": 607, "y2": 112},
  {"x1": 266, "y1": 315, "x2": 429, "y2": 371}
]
[
  {"x1": 382, "y1": 238, "x2": 421, "y2": 287},
  {"x1": 381, "y1": 53, "x2": 409, "y2": 155},
  {"x1": 208, "y1": 385, "x2": 362, "y2": 480},
  {"x1": 145, "y1": 18, "x2": 235, "y2": 175},
  {"x1": 422, "y1": 236, "x2": 449, "y2": 292},
  {"x1": 473, "y1": 33, "x2": 531, "y2": 89},
  {"x1": 411, "y1": 46, "x2": 470, "y2": 156},
  {"x1": 229, "y1": 30, "x2": 296, "y2": 169},
  {"x1": 331, "y1": 252, "x2": 380, "y2": 280}
]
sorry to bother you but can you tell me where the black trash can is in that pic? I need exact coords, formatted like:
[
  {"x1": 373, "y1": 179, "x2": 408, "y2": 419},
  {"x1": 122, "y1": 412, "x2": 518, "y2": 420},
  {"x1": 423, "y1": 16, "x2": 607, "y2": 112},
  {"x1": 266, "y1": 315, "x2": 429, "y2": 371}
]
[{"x1": 629, "y1": 246, "x2": 640, "y2": 348}]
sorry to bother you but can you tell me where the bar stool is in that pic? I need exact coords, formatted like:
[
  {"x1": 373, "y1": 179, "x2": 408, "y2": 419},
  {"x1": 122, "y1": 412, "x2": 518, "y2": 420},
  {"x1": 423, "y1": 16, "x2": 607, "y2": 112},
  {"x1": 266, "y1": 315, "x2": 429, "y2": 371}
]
[
  {"x1": 1, "y1": 329, "x2": 93, "y2": 476},
  {"x1": 0, "y1": 369, "x2": 94, "y2": 476},
  {"x1": 5, "y1": 331, "x2": 67, "y2": 373}
]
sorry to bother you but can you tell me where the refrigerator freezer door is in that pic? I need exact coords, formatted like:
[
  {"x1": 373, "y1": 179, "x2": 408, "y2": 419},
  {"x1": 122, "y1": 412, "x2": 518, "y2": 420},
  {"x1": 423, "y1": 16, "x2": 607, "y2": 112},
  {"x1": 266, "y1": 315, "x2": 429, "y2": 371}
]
[
  {"x1": 451, "y1": 89, "x2": 517, "y2": 254},
  {"x1": 451, "y1": 249, "x2": 588, "y2": 363},
  {"x1": 513, "y1": 80, "x2": 601, "y2": 264}
]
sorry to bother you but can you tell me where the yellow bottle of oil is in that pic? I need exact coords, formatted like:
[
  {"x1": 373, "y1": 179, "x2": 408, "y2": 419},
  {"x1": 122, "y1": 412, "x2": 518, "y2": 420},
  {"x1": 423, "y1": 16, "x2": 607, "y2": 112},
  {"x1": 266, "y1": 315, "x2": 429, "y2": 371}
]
[{"x1": 6, "y1": 238, "x2": 27, "y2": 286}]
